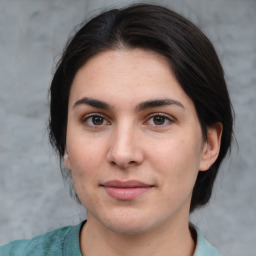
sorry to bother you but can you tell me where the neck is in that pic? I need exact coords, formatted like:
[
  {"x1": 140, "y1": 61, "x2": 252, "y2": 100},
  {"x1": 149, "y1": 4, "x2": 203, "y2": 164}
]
[{"x1": 80, "y1": 215, "x2": 195, "y2": 256}]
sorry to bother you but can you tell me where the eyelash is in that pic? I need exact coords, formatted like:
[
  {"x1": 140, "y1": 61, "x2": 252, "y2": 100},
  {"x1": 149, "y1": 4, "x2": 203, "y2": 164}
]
[
  {"x1": 145, "y1": 113, "x2": 173, "y2": 127},
  {"x1": 81, "y1": 113, "x2": 174, "y2": 127},
  {"x1": 82, "y1": 113, "x2": 109, "y2": 127}
]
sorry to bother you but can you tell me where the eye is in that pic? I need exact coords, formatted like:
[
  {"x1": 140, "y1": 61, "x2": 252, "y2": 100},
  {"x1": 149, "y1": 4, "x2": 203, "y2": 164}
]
[
  {"x1": 83, "y1": 115, "x2": 108, "y2": 126},
  {"x1": 146, "y1": 114, "x2": 173, "y2": 126}
]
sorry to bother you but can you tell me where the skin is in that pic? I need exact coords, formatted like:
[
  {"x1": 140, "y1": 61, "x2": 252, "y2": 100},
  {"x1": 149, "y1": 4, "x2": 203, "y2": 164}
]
[{"x1": 65, "y1": 48, "x2": 222, "y2": 256}]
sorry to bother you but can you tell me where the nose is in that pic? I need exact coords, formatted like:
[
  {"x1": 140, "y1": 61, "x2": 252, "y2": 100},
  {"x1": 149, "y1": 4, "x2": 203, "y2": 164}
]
[{"x1": 107, "y1": 124, "x2": 144, "y2": 169}]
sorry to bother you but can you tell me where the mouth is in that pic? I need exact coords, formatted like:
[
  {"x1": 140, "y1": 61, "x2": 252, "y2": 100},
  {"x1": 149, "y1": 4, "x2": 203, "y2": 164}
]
[{"x1": 101, "y1": 180, "x2": 154, "y2": 200}]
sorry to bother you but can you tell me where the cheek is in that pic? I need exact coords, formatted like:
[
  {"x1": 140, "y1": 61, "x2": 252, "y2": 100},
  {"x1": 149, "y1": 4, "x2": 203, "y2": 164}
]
[
  {"x1": 151, "y1": 137, "x2": 199, "y2": 164},
  {"x1": 68, "y1": 132, "x2": 106, "y2": 168},
  {"x1": 69, "y1": 145, "x2": 100, "y2": 207},
  {"x1": 149, "y1": 137, "x2": 202, "y2": 184},
  {"x1": 152, "y1": 139, "x2": 201, "y2": 209},
  {"x1": 66, "y1": 137, "x2": 105, "y2": 191}
]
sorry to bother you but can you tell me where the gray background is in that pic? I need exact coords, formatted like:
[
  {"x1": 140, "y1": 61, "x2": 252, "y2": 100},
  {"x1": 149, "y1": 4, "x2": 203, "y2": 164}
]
[{"x1": 0, "y1": 0, "x2": 255, "y2": 255}]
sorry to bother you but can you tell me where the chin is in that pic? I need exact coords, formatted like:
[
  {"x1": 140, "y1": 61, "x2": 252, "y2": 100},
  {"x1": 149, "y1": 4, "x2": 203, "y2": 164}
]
[{"x1": 96, "y1": 209, "x2": 159, "y2": 235}]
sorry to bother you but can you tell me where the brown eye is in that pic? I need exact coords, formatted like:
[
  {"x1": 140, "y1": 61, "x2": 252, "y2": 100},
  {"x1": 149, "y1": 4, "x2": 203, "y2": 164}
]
[
  {"x1": 84, "y1": 115, "x2": 107, "y2": 126},
  {"x1": 153, "y1": 116, "x2": 166, "y2": 125},
  {"x1": 146, "y1": 114, "x2": 172, "y2": 127},
  {"x1": 92, "y1": 116, "x2": 104, "y2": 125}
]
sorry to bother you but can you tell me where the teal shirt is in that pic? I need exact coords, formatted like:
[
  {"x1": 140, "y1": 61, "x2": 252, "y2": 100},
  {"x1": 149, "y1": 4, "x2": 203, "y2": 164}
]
[{"x1": 0, "y1": 222, "x2": 221, "y2": 256}]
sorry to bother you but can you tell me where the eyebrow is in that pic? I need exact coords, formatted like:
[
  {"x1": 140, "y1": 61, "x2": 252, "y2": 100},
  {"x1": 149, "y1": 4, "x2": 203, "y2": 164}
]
[
  {"x1": 73, "y1": 97, "x2": 110, "y2": 110},
  {"x1": 135, "y1": 98, "x2": 184, "y2": 111},
  {"x1": 73, "y1": 97, "x2": 184, "y2": 111}
]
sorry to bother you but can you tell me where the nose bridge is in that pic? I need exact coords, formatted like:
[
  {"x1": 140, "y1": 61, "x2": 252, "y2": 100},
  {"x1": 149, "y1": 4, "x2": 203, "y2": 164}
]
[{"x1": 107, "y1": 119, "x2": 143, "y2": 167}]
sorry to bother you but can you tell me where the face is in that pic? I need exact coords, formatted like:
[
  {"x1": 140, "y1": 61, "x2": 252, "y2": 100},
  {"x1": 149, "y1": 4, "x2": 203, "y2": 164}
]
[{"x1": 65, "y1": 49, "x2": 211, "y2": 235}]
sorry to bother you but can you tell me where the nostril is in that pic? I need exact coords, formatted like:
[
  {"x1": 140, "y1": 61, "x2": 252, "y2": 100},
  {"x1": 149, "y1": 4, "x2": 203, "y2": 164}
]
[
  {"x1": 110, "y1": 161, "x2": 116, "y2": 166},
  {"x1": 109, "y1": 160, "x2": 137, "y2": 167},
  {"x1": 128, "y1": 161, "x2": 137, "y2": 165}
]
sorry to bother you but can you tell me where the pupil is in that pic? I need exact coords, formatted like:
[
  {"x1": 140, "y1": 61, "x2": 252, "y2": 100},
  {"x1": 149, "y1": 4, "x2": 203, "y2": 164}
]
[
  {"x1": 154, "y1": 116, "x2": 165, "y2": 125},
  {"x1": 92, "y1": 116, "x2": 103, "y2": 125}
]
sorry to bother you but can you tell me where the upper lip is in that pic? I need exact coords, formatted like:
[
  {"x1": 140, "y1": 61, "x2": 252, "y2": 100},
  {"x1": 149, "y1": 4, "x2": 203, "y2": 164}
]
[{"x1": 102, "y1": 180, "x2": 153, "y2": 188}]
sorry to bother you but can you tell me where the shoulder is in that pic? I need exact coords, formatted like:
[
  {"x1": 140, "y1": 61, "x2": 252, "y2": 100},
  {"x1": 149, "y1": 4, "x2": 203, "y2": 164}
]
[
  {"x1": 0, "y1": 222, "x2": 83, "y2": 256},
  {"x1": 193, "y1": 225, "x2": 222, "y2": 256}
]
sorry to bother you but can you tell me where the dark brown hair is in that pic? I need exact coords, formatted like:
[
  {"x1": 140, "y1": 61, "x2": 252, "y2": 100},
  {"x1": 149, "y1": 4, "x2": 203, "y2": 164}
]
[{"x1": 49, "y1": 3, "x2": 233, "y2": 212}]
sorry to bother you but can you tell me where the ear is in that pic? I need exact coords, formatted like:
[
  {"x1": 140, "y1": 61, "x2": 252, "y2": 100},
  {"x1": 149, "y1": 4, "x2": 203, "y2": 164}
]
[
  {"x1": 64, "y1": 152, "x2": 71, "y2": 170},
  {"x1": 199, "y1": 122, "x2": 223, "y2": 172}
]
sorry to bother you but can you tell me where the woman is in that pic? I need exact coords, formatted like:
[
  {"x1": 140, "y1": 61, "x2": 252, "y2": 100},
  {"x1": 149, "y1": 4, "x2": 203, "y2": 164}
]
[{"x1": 0, "y1": 3, "x2": 233, "y2": 256}]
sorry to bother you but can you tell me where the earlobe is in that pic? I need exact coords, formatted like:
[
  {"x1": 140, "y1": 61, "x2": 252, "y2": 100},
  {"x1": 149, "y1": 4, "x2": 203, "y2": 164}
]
[
  {"x1": 64, "y1": 152, "x2": 71, "y2": 170},
  {"x1": 199, "y1": 122, "x2": 223, "y2": 171}
]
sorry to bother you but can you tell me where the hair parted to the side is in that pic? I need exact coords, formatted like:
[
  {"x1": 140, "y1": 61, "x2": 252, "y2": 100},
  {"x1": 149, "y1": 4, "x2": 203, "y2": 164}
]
[{"x1": 49, "y1": 3, "x2": 233, "y2": 212}]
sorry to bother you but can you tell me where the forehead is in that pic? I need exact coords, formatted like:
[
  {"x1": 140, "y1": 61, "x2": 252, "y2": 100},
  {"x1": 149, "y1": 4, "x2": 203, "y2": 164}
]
[
  {"x1": 74, "y1": 48, "x2": 173, "y2": 84},
  {"x1": 69, "y1": 48, "x2": 193, "y2": 110}
]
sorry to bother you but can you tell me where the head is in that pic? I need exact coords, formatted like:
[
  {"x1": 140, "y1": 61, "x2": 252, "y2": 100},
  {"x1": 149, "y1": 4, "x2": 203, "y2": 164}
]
[{"x1": 49, "y1": 3, "x2": 233, "y2": 213}]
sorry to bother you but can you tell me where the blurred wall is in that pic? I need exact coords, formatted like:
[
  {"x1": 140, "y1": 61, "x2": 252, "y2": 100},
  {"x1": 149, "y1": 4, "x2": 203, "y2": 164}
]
[{"x1": 0, "y1": 0, "x2": 255, "y2": 255}]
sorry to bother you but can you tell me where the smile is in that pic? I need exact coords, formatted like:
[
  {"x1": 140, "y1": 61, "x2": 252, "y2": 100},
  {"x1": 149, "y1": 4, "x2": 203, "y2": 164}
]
[{"x1": 101, "y1": 180, "x2": 154, "y2": 200}]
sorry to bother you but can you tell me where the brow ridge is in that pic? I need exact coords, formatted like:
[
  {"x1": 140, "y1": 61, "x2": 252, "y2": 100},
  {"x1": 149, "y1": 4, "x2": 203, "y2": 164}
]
[
  {"x1": 73, "y1": 97, "x2": 184, "y2": 111},
  {"x1": 135, "y1": 98, "x2": 184, "y2": 111},
  {"x1": 73, "y1": 97, "x2": 110, "y2": 109}
]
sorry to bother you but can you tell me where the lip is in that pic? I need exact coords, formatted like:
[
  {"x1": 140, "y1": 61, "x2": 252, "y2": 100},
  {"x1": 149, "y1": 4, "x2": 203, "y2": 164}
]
[{"x1": 101, "y1": 180, "x2": 153, "y2": 200}]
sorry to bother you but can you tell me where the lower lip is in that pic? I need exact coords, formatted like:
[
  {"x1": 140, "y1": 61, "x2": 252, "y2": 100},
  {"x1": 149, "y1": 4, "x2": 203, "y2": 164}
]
[{"x1": 103, "y1": 187, "x2": 152, "y2": 200}]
